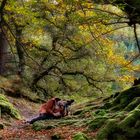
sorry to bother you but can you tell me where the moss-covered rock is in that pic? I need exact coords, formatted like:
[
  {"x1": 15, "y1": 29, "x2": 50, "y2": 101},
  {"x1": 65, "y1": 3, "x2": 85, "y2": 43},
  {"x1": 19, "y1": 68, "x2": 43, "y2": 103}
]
[
  {"x1": 97, "y1": 119, "x2": 119, "y2": 140},
  {"x1": 111, "y1": 86, "x2": 140, "y2": 110},
  {"x1": 120, "y1": 109, "x2": 140, "y2": 129},
  {"x1": 124, "y1": 97, "x2": 140, "y2": 111},
  {"x1": 88, "y1": 116, "x2": 108, "y2": 130},
  {"x1": 0, "y1": 94, "x2": 21, "y2": 119},
  {"x1": 95, "y1": 106, "x2": 140, "y2": 140},
  {"x1": 73, "y1": 132, "x2": 89, "y2": 140},
  {"x1": 101, "y1": 86, "x2": 140, "y2": 111},
  {"x1": 116, "y1": 108, "x2": 140, "y2": 138}
]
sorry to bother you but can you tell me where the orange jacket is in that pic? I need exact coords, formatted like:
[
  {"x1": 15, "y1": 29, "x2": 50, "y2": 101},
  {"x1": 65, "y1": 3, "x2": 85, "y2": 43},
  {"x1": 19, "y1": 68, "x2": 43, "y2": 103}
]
[{"x1": 39, "y1": 98, "x2": 56, "y2": 115}]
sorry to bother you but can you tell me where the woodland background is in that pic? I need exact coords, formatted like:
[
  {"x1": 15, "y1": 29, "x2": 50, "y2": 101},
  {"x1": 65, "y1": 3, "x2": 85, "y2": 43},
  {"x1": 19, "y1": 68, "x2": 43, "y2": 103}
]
[{"x1": 1, "y1": 0, "x2": 140, "y2": 140}]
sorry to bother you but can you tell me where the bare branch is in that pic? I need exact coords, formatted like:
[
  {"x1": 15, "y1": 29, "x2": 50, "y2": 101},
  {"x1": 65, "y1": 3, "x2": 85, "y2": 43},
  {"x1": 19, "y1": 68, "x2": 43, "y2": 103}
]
[{"x1": 134, "y1": 24, "x2": 140, "y2": 53}]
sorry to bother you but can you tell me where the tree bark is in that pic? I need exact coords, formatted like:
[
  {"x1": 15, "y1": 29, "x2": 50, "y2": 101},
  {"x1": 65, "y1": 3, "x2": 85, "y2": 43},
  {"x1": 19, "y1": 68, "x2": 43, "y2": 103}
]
[
  {"x1": 15, "y1": 26, "x2": 25, "y2": 77},
  {"x1": 0, "y1": 0, "x2": 8, "y2": 74},
  {"x1": 0, "y1": 28, "x2": 8, "y2": 75}
]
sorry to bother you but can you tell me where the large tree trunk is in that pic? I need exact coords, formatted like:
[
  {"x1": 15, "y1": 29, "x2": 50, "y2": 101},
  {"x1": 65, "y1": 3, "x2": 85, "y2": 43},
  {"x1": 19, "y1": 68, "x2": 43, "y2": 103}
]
[
  {"x1": 0, "y1": 0, "x2": 8, "y2": 75},
  {"x1": 0, "y1": 28, "x2": 8, "y2": 75},
  {"x1": 15, "y1": 26, "x2": 25, "y2": 77}
]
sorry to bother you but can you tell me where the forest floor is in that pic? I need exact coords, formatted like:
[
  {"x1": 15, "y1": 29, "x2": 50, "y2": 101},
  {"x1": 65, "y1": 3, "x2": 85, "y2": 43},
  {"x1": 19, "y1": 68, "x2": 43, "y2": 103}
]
[
  {"x1": 1, "y1": 85, "x2": 140, "y2": 140},
  {"x1": 0, "y1": 97, "x2": 101, "y2": 140},
  {"x1": 1, "y1": 77, "x2": 140, "y2": 139}
]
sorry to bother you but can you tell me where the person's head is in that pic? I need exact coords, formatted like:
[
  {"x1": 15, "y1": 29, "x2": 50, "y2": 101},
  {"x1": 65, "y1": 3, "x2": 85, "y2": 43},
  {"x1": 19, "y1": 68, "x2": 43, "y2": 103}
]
[
  {"x1": 66, "y1": 99, "x2": 74, "y2": 106},
  {"x1": 54, "y1": 97, "x2": 61, "y2": 102}
]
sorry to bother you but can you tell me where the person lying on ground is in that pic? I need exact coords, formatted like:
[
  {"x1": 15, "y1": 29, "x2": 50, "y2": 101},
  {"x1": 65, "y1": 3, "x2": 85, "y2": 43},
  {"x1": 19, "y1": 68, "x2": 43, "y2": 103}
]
[
  {"x1": 26, "y1": 98, "x2": 74, "y2": 124},
  {"x1": 26, "y1": 97, "x2": 61, "y2": 124}
]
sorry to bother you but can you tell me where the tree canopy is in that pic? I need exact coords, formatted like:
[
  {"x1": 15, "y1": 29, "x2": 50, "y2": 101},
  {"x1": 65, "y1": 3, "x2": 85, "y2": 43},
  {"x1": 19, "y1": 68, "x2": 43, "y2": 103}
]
[{"x1": 0, "y1": 0, "x2": 140, "y2": 98}]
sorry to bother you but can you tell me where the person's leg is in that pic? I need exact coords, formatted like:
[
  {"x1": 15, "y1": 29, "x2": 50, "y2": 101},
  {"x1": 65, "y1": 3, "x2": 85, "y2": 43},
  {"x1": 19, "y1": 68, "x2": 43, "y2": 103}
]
[{"x1": 29, "y1": 113, "x2": 49, "y2": 124}]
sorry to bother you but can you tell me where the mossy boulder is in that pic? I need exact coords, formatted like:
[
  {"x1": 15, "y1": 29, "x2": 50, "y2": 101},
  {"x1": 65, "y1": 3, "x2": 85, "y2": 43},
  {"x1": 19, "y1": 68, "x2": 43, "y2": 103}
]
[
  {"x1": 111, "y1": 86, "x2": 140, "y2": 110},
  {"x1": 88, "y1": 116, "x2": 108, "y2": 130},
  {"x1": 101, "y1": 86, "x2": 140, "y2": 111},
  {"x1": 96, "y1": 109, "x2": 140, "y2": 140},
  {"x1": 96, "y1": 119, "x2": 119, "y2": 140},
  {"x1": 73, "y1": 132, "x2": 89, "y2": 140},
  {"x1": 120, "y1": 109, "x2": 140, "y2": 129},
  {"x1": 0, "y1": 94, "x2": 21, "y2": 119},
  {"x1": 124, "y1": 97, "x2": 140, "y2": 111},
  {"x1": 95, "y1": 85, "x2": 140, "y2": 140}
]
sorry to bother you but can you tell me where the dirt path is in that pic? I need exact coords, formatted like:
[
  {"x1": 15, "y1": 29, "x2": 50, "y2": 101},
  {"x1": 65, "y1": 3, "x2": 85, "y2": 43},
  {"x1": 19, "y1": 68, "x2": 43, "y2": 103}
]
[{"x1": 7, "y1": 97, "x2": 39, "y2": 120}]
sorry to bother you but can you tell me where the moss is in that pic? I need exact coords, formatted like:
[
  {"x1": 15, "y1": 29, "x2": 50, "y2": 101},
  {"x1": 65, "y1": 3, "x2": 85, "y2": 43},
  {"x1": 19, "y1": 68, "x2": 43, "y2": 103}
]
[
  {"x1": 124, "y1": 128, "x2": 139, "y2": 138},
  {"x1": 101, "y1": 102, "x2": 112, "y2": 109},
  {"x1": 94, "y1": 109, "x2": 108, "y2": 116},
  {"x1": 97, "y1": 119, "x2": 119, "y2": 140},
  {"x1": 0, "y1": 94, "x2": 21, "y2": 119},
  {"x1": 73, "y1": 132, "x2": 89, "y2": 140},
  {"x1": 0, "y1": 94, "x2": 9, "y2": 102},
  {"x1": 111, "y1": 134, "x2": 127, "y2": 140},
  {"x1": 32, "y1": 121, "x2": 46, "y2": 131},
  {"x1": 114, "y1": 109, "x2": 140, "y2": 139},
  {"x1": 96, "y1": 87, "x2": 140, "y2": 140},
  {"x1": 120, "y1": 109, "x2": 140, "y2": 129},
  {"x1": 88, "y1": 116, "x2": 108, "y2": 130},
  {"x1": 101, "y1": 87, "x2": 140, "y2": 110},
  {"x1": 124, "y1": 97, "x2": 140, "y2": 111},
  {"x1": 135, "y1": 120, "x2": 140, "y2": 128},
  {"x1": 32, "y1": 121, "x2": 56, "y2": 131},
  {"x1": 114, "y1": 111, "x2": 127, "y2": 120},
  {"x1": 136, "y1": 104, "x2": 140, "y2": 109},
  {"x1": 73, "y1": 106, "x2": 94, "y2": 117},
  {"x1": 106, "y1": 86, "x2": 140, "y2": 111},
  {"x1": 58, "y1": 119, "x2": 79, "y2": 125}
]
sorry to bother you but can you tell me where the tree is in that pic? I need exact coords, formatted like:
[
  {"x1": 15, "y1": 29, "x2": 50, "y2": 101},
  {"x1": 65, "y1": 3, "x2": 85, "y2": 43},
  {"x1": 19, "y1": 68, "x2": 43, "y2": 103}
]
[
  {"x1": 0, "y1": 0, "x2": 138, "y2": 97},
  {"x1": 0, "y1": 0, "x2": 8, "y2": 74}
]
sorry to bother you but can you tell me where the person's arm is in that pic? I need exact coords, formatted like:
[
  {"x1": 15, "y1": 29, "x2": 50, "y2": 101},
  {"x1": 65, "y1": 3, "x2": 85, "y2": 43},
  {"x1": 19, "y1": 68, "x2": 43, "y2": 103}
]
[{"x1": 64, "y1": 105, "x2": 69, "y2": 116}]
